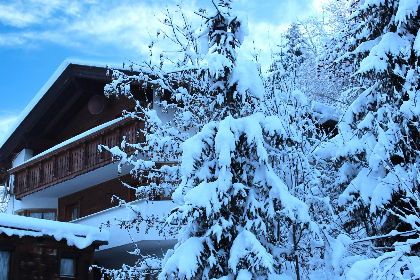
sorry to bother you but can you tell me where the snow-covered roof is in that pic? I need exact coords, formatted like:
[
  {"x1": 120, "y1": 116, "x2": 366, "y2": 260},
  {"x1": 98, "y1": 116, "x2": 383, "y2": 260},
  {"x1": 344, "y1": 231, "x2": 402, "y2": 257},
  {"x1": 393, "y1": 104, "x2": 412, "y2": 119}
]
[
  {"x1": 0, "y1": 213, "x2": 110, "y2": 249},
  {"x1": 0, "y1": 58, "x2": 126, "y2": 150}
]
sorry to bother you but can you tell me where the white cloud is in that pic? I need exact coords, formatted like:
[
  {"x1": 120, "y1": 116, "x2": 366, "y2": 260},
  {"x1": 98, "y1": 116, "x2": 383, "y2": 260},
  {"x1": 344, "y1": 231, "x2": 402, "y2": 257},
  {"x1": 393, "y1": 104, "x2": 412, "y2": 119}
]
[
  {"x1": 313, "y1": 0, "x2": 329, "y2": 12},
  {"x1": 0, "y1": 0, "x2": 324, "y2": 67},
  {"x1": 0, "y1": 33, "x2": 26, "y2": 46},
  {"x1": 0, "y1": 0, "x2": 70, "y2": 27},
  {"x1": 0, "y1": 0, "x2": 321, "y2": 47},
  {"x1": 0, "y1": 1, "x2": 172, "y2": 56},
  {"x1": 0, "y1": 3, "x2": 40, "y2": 27},
  {"x1": 66, "y1": 3, "x2": 164, "y2": 54},
  {"x1": 0, "y1": 113, "x2": 18, "y2": 140}
]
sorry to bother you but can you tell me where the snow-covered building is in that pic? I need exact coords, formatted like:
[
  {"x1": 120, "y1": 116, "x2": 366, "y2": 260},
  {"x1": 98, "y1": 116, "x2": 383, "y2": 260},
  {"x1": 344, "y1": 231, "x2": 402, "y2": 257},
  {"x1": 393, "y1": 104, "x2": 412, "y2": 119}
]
[
  {"x1": 0, "y1": 213, "x2": 109, "y2": 279},
  {"x1": 0, "y1": 61, "x2": 176, "y2": 279}
]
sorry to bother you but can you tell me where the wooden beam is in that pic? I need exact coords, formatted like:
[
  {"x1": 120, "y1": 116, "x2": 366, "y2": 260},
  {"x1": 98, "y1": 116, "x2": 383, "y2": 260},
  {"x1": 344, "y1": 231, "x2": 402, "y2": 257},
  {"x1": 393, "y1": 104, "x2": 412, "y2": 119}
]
[{"x1": 39, "y1": 89, "x2": 84, "y2": 138}]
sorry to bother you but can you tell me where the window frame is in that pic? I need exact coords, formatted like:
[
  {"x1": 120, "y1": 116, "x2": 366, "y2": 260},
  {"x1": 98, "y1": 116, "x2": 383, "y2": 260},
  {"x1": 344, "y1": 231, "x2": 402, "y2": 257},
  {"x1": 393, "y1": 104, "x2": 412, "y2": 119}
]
[
  {"x1": 71, "y1": 206, "x2": 79, "y2": 220},
  {"x1": 65, "y1": 202, "x2": 81, "y2": 222},
  {"x1": 60, "y1": 252, "x2": 80, "y2": 278},
  {"x1": 60, "y1": 257, "x2": 76, "y2": 278},
  {"x1": 0, "y1": 244, "x2": 14, "y2": 280},
  {"x1": 23, "y1": 209, "x2": 57, "y2": 220},
  {"x1": 17, "y1": 208, "x2": 58, "y2": 221}
]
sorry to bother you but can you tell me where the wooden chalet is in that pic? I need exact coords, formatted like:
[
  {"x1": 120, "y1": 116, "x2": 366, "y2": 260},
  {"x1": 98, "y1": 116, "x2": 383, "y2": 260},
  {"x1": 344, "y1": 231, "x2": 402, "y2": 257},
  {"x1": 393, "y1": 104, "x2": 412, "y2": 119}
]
[
  {"x1": 0, "y1": 213, "x2": 109, "y2": 280},
  {"x1": 0, "y1": 61, "x2": 176, "y2": 279},
  {"x1": 0, "y1": 60, "x2": 339, "y2": 280}
]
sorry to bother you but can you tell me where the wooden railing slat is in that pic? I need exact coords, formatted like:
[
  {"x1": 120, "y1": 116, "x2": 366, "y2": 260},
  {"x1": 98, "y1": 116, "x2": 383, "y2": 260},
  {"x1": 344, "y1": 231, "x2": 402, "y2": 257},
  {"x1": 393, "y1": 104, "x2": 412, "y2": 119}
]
[{"x1": 12, "y1": 119, "x2": 144, "y2": 199}]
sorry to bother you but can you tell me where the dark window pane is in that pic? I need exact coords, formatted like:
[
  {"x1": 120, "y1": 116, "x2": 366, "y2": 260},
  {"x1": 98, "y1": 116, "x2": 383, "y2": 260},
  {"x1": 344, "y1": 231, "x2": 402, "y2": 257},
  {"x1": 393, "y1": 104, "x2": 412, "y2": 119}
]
[
  {"x1": 29, "y1": 211, "x2": 56, "y2": 220},
  {"x1": 72, "y1": 207, "x2": 79, "y2": 220},
  {"x1": 43, "y1": 212, "x2": 56, "y2": 221},
  {"x1": 29, "y1": 212, "x2": 42, "y2": 219},
  {"x1": 60, "y1": 258, "x2": 75, "y2": 277},
  {"x1": 0, "y1": 250, "x2": 10, "y2": 279}
]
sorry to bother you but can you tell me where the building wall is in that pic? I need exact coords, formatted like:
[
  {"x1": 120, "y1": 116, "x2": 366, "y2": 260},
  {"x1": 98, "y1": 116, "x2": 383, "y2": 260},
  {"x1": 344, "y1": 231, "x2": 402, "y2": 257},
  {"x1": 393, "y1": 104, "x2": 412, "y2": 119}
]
[
  {"x1": 58, "y1": 175, "x2": 137, "y2": 222},
  {"x1": 57, "y1": 95, "x2": 137, "y2": 144},
  {"x1": 0, "y1": 234, "x2": 97, "y2": 280},
  {"x1": 7, "y1": 197, "x2": 58, "y2": 215}
]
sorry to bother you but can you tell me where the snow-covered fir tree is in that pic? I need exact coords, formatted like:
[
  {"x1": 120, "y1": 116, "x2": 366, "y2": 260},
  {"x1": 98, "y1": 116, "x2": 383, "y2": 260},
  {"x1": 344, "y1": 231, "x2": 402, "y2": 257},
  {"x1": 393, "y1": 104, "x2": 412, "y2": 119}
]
[
  {"x1": 270, "y1": 13, "x2": 352, "y2": 114},
  {"x1": 315, "y1": 0, "x2": 359, "y2": 111},
  {"x1": 270, "y1": 23, "x2": 307, "y2": 96},
  {"x1": 265, "y1": 61, "x2": 335, "y2": 279},
  {"x1": 99, "y1": 0, "x2": 328, "y2": 279},
  {"x1": 317, "y1": 0, "x2": 420, "y2": 278},
  {"x1": 158, "y1": 2, "x2": 317, "y2": 279},
  {"x1": 97, "y1": 0, "x2": 420, "y2": 278}
]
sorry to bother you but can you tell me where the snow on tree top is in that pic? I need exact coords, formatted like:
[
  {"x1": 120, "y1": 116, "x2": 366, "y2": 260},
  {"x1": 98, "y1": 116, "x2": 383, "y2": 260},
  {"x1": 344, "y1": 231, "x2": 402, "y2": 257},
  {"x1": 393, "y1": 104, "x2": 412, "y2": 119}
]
[{"x1": 0, "y1": 213, "x2": 110, "y2": 249}]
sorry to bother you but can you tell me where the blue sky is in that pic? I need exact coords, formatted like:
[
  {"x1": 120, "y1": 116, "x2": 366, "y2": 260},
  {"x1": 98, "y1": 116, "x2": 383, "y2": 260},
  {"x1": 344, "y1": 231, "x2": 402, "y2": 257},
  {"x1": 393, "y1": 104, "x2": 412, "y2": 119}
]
[{"x1": 0, "y1": 0, "x2": 324, "y2": 136}]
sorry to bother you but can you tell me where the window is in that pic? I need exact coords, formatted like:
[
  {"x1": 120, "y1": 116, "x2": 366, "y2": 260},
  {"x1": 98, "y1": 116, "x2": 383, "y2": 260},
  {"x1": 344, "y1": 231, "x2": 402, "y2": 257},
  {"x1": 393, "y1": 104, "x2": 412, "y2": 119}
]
[
  {"x1": 0, "y1": 250, "x2": 10, "y2": 280},
  {"x1": 28, "y1": 210, "x2": 56, "y2": 220},
  {"x1": 71, "y1": 206, "x2": 79, "y2": 220},
  {"x1": 60, "y1": 252, "x2": 79, "y2": 278},
  {"x1": 65, "y1": 203, "x2": 80, "y2": 222},
  {"x1": 60, "y1": 258, "x2": 76, "y2": 277},
  {"x1": 43, "y1": 212, "x2": 56, "y2": 220},
  {"x1": 29, "y1": 212, "x2": 42, "y2": 219}
]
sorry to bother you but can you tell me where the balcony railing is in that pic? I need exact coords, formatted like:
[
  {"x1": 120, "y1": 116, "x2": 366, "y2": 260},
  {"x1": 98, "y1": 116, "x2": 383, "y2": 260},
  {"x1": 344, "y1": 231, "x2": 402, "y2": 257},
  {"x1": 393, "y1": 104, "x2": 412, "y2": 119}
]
[{"x1": 10, "y1": 117, "x2": 144, "y2": 199}]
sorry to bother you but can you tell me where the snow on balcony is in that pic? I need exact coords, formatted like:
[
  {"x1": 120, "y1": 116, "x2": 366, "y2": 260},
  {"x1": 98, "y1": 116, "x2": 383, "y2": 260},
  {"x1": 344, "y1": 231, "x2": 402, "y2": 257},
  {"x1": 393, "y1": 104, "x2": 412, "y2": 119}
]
[
  {"x1": 9, "y1": 117, "x2": 144, "y2": 199},
  {"x1": 71, "y1": 199, "x2": 176, "y2": 251}
]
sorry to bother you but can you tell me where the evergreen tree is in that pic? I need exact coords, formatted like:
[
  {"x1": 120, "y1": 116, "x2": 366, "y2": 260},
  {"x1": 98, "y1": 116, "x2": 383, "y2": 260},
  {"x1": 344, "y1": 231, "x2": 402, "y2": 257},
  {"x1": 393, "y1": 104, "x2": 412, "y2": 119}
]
[
  {"x1": 270, "y1": 22, "x2": 308, "y2": 96},
  {"x1": 317, "y1": 0, "x2": 420, "y2": 278},
  {"x1": 101, "y1": 0, "x2": 324, "y2": 279},
  {"x1": 315, "y1": 0, "x2": 359, "y2": 111},
  {"x1": 271, "y1": 14, "x2": 352, "y2": 113},
  {"x1": 264, "y1": 72, "x2": 333, "y2": 279},
  {"x1": 158, "y1": 2, "x2": 315, "y2": 279}
]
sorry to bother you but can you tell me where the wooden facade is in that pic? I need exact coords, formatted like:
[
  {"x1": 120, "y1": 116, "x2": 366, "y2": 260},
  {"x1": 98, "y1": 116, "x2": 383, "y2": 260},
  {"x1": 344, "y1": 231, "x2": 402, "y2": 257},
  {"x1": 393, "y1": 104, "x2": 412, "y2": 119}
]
[
  {"x1": 56, "y1": 173, "x2": 172, "y2": 222},
  {"x1": 57, "y1": 175, "x2": 137, "y2": 222},
  {"x1": 0, "y1": 63, "x2": 160, "y2": 279},
  {"x1": 0, "y1": 63, "x2": 153, "y2": 184},
  {"x1": 0, "y1": 234, "x2": 103, "y2": 280},
  {"x1": 9, "y1": 118, "x2": 144, "y2": 199}
]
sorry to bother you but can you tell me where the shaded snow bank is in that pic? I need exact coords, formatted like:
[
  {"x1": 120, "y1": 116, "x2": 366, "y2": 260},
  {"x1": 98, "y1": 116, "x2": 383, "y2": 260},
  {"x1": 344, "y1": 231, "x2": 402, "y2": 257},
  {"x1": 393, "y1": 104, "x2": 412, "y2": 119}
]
[{"x1": 312, "y1": 101, "x2": 339, "y2": 123}]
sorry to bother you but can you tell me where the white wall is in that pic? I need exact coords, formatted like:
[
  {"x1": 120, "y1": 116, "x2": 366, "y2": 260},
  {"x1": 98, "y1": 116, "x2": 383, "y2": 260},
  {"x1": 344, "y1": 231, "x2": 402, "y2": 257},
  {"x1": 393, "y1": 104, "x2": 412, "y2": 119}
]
[
  {"x1": 7, "y1": 196, "x2": 58, "y2": 214},
  {"x1": 12, "y1": 149, "x2": 33, "y2": 168},
  {"x1": 72, "y1": 199, "x2": 176, "y2": 250}
]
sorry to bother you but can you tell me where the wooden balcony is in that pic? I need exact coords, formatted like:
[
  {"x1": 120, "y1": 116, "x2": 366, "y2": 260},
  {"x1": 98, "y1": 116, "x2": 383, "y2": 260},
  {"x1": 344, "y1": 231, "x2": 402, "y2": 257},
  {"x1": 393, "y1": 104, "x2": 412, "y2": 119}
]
[{"x1": 10, "y1": 118, "x2": 144, "y2": 199}]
